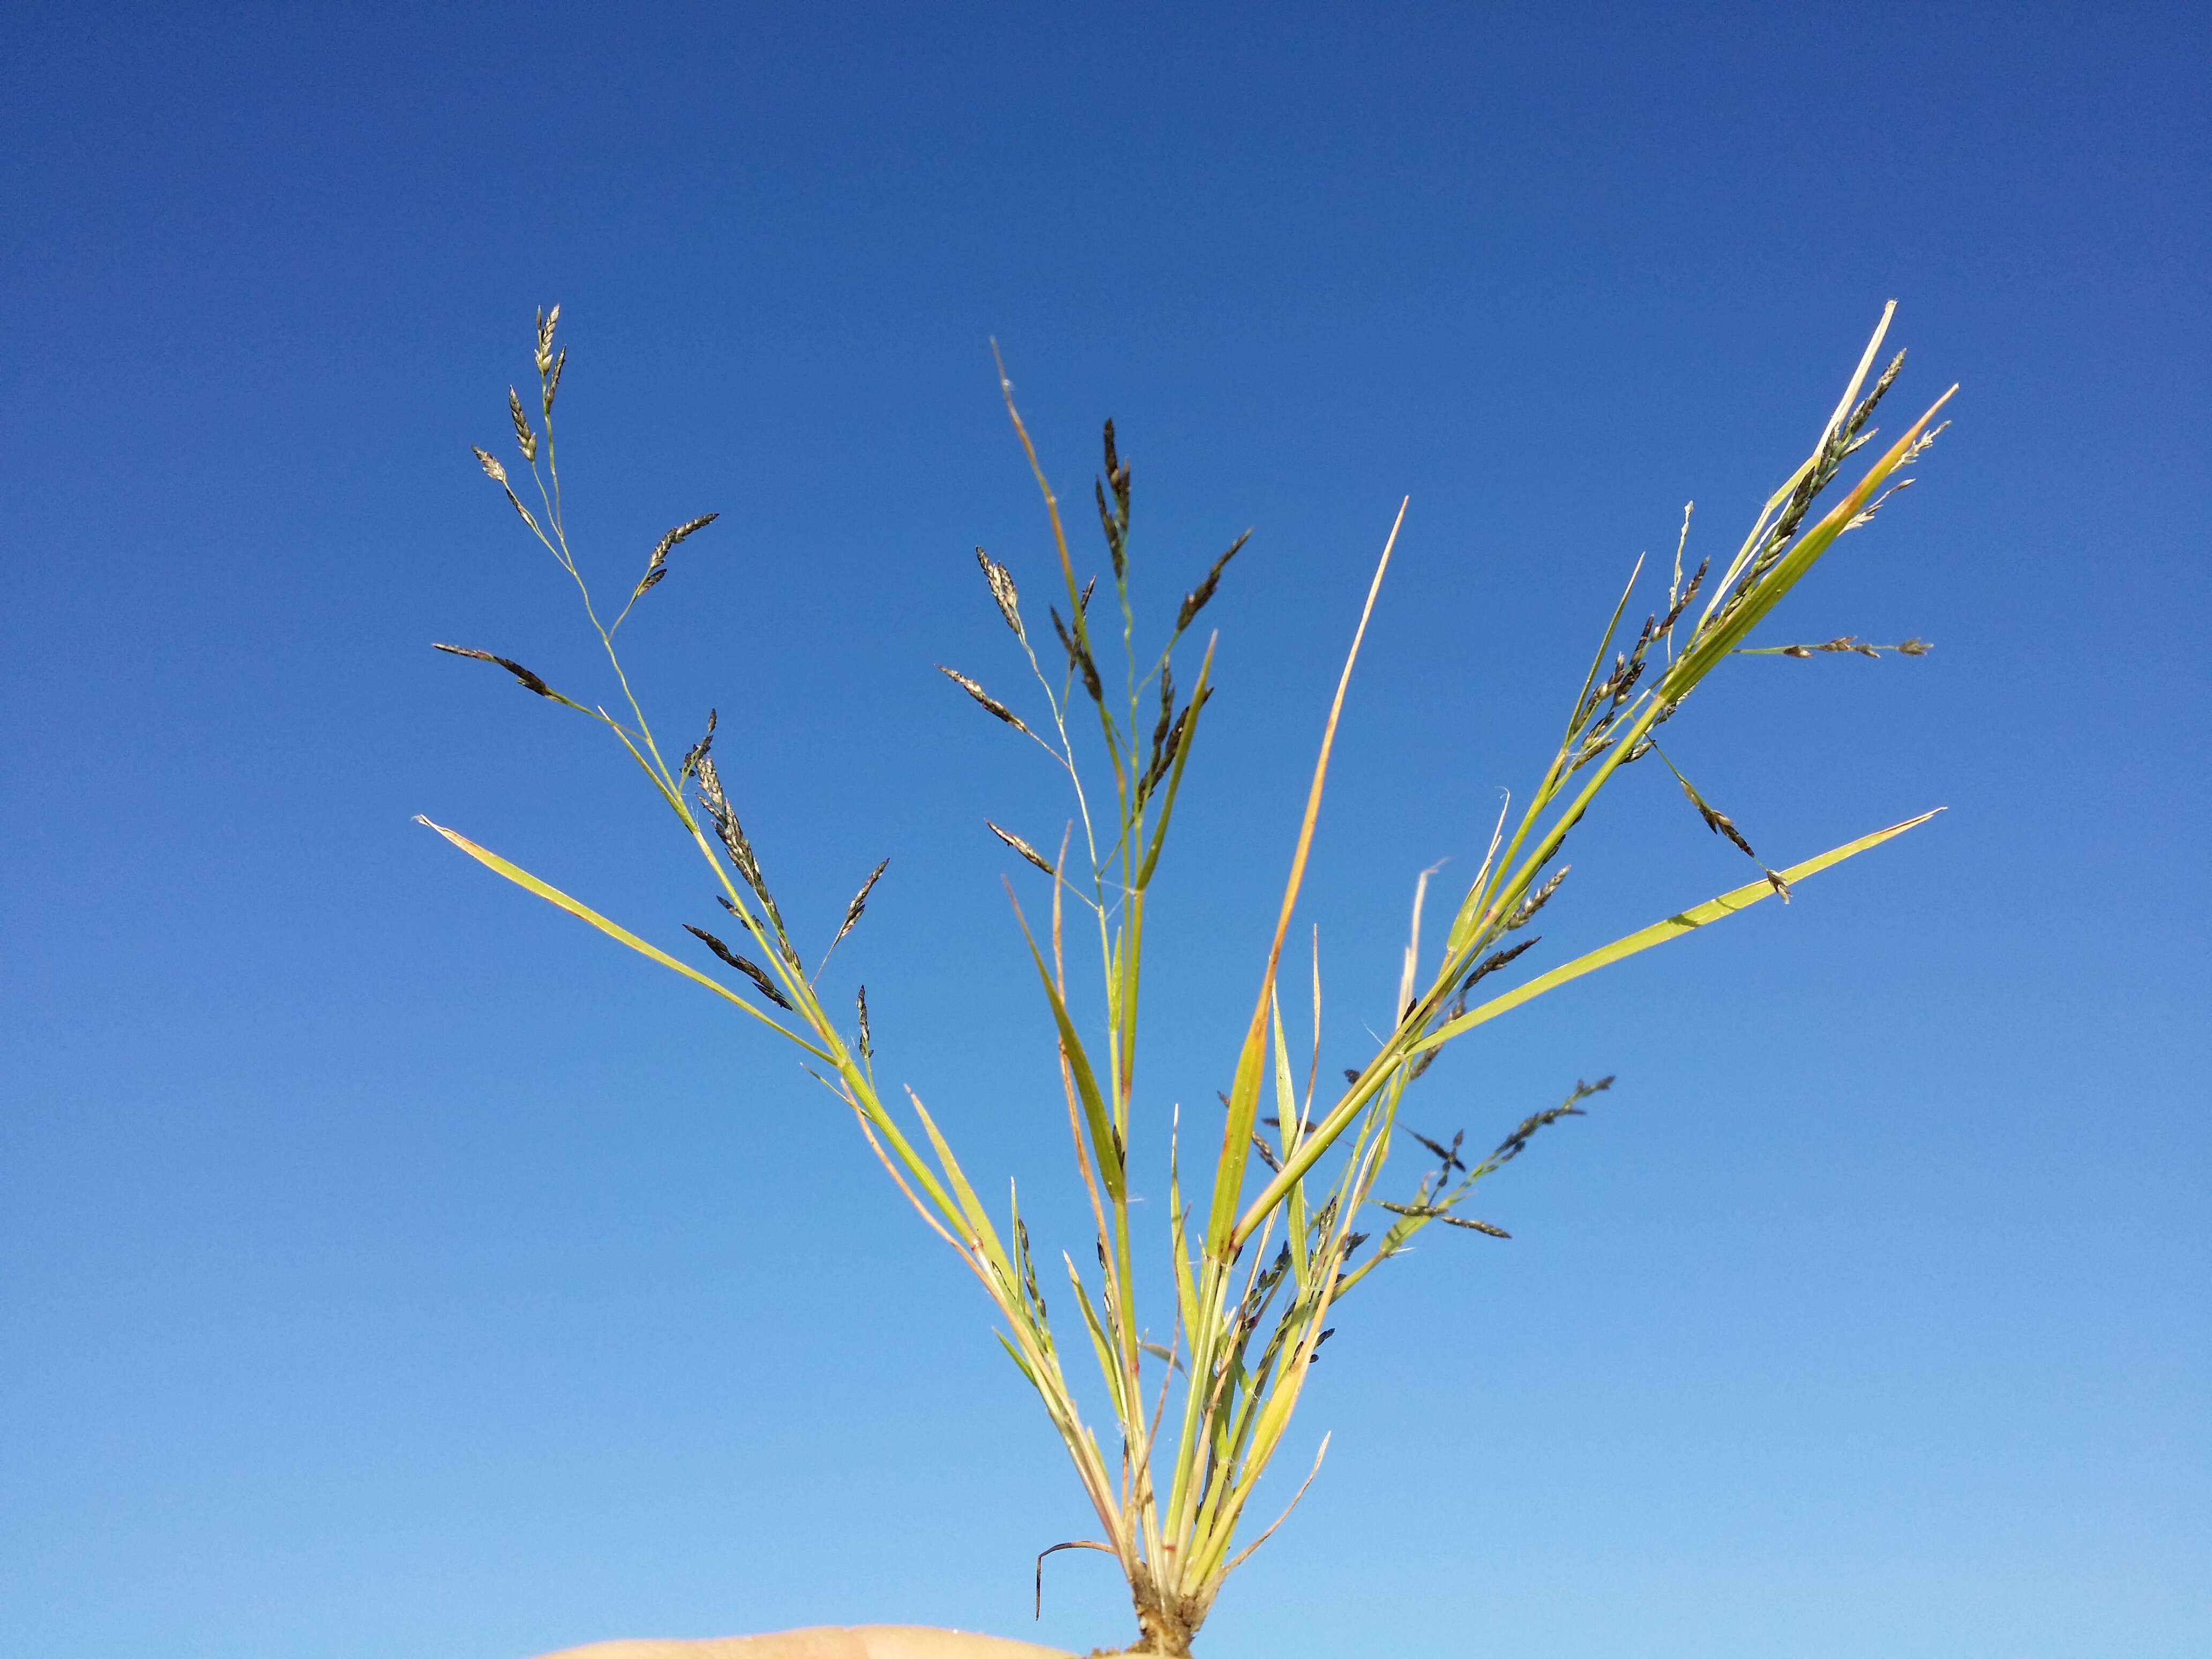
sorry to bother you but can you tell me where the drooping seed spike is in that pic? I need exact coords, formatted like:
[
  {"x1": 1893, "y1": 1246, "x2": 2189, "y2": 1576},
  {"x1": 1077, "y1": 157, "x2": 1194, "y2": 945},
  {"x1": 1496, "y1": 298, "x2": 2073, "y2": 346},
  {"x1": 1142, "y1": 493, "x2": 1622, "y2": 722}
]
[
  {"x1": 683, "y1": 924, "x2": 794, "y2": 1009},
  {"x1": 1672, "y1": 769, "x2": 1760, "y2": 861},
  {"x1": 985, "y1": 820, "x2": 1056, "y2": 876},
  {"x1": 1461, "y1": 936, "x2": 1541, "y2": 995},
  {"x1": 1048, "y1": 607, "x2": 1102, "y2": 703},
  {"x1": 1438, "y1": 1215, "x2": 1512, "y2": 1238},
  {"x1": 693, "y1": 757, "x2": 784, "y2": 936},
  {"x1": 431, "y1": 641, "x2": 558, "y2": 700},
  {"x1": 937, "y1": 666, "x2": 1036, "y2": 737},
  {"x1": 1507, "y1": 866, "x2": 1568, "y2": 931},
  {"x1": 631, "y1": 513, "x2": 720, "y2": 602}
]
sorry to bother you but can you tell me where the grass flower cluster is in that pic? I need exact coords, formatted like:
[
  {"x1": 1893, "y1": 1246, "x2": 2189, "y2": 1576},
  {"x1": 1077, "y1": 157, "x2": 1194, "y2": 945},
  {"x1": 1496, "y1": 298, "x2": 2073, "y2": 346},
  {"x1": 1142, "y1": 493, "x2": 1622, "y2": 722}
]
[{"x1": 423, "y1": 303, "x2": 1949, "y2": 1657}]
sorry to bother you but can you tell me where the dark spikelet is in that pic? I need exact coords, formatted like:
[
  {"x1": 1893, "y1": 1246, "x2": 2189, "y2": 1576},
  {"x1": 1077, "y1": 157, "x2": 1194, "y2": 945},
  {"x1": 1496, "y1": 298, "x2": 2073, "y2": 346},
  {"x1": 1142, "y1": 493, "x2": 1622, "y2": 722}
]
[
  {"x1": 1843, "y1": 349, "x2": 1907, "y2": 442},
  {"x1": 831, "y1": 858, "x2": 890, "y2": 951},
  {"x1": 694, "y1": 757, "x2": 786, "y2": 938},
  {"x1": 694, "y1": 753, "x2": 731, "y2": 826},
  {"x1": 1570, "y1": 733, "x2": 1616, "y2": 773},
  {"x1": 1439, "y1": 1215, "x2": 1511, "y2": 1238},
  {"x1": 1096, "y1": 479, "x2": 1125, "y2": 581},
  {"x1": 975, "y1": 548, "x2": 1024, "y2": 639},
  {"x1": 432, "y1": 642, "x2": 557, "y2": 699},
  {"x1": 985, "y1": 820, "x2": 1056, "y2": 875},
  {"x1": 1507, "y1": 866, "x2": 1568, "y2": 930},
  {"x1": 1661, "y1": 558, "x2": 1709, "y2": 632},
  {"x1": 542, "y1": 345, "x2": 566, "y2": 415},
  {"x1": 1343, "y1": 1067, "x2": 1362, "y2": 1087},
  {"x1": 1102, "y1": 419, "x2": 1129, "y2": 517},
  {"x1": 1492, "y1": 1075, "x2": 1613, "y2": 1165},
  {"x1": 1147, "y1": 666, "x2": 1176, "y2": 777},
  {"x1": 1176, "y1": 529, "x2": 1251, "y2": 633},
  {"x1": 1249, "y1": 1134, "x2": 1282, "y2": 1174},
  {"x1": 856, "y1": 985, "x2": 873, "y2": 1058},
  {"x1": 633, "y1": 513, "x2": 720, "y2": 602},
  {"x1": 683, "y1": 925, "x2": 794, "y2": 1009},
  {"x1": 1095, "y1": 420, "x2": 1131, "y2": 581},
  {"x1": 937, "y1": 666, "x2": 1036, "y2": 736},
  {"x1": 680, "y1": 709, "x2": 718, "y2": 782},
  {"x1": 651, "y1": 514, "x2": 721, "y2": 564},
  {"x1": 1137, "y1": 685, "x2": 1213, "y2": 804},
  {"x1": 1079, "y1": 575, "x2": 1097, "y2": 614},
  {"x1": 1463, "y1": 936, "x2": 1541, "y2": 995},
  {"x1": 1407, "y1": 1129, "x2": 1467, "y2": 1176},
  {"x1": 1049, "y1": 606, "x2": 1103, "y2": 701},
  {"x1": 1673, "y1": 771, "x2": 1759, "y2": 861}
]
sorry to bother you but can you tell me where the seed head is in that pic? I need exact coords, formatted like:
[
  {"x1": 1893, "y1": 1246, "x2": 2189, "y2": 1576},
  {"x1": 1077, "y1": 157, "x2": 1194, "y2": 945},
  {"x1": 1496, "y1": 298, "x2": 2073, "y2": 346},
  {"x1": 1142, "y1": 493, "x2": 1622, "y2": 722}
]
[
  {"x1": 632, "y1": 513, "x2": 719, "y2": 602},
  {"x1": 534, "y1": 304, "x2": 560, "y2": 375},
  {"x1": 683, "y1": 924, "x2": 793, "y2": 1010},
  {"x1": 938, "y1": 666, "x2": 1036, "y2": 737},
  {"x1": 1176, "y1": 530, "x2": 1251, "y2": 633},
  {"x1": 507, "y1": 387, "x2": 538, "y2": 462},
  {"x1": 986, "y1": 820, "x2": 1056, "y2": 876},
  {"x1": 432, "y1": 641, "x2": 558, "y2": 700},
  {"x1": 830, "y1": 858, "x2": 890, "y2": 953},
  {"x1": 975, "y1": 548, "x2": 1024, "y2": 639}
]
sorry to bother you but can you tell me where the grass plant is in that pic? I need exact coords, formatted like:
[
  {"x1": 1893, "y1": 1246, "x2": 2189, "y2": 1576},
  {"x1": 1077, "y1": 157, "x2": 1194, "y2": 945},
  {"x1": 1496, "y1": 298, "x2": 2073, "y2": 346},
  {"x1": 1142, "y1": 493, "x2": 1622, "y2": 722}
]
[{"x1": 423, "y1": 303, "x2": 1949, "y2": 1657}]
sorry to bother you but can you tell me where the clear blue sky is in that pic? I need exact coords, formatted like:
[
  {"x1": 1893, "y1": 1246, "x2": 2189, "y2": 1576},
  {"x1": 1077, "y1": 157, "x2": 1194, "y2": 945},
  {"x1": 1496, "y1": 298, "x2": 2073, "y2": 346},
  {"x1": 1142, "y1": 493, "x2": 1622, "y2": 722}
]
[{"x1": 4, "y1": 5, "x2": 2206, "y2": 1657}]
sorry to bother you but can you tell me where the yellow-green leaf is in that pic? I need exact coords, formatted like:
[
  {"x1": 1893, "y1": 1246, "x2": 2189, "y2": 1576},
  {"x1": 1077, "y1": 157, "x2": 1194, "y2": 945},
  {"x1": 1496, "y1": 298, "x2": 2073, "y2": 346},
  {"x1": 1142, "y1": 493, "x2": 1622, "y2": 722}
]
[
  {"x1": 1410, "y1": 809, "x2": 1942, "y2": 1054},
  {"x1": 416, "y1": 816, "x2": 825, "y2": 1056}
]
